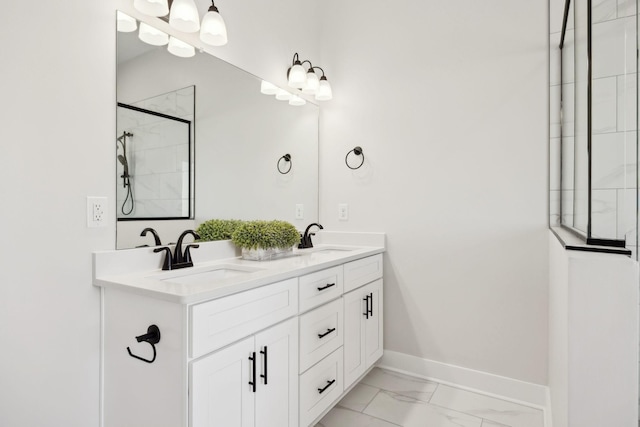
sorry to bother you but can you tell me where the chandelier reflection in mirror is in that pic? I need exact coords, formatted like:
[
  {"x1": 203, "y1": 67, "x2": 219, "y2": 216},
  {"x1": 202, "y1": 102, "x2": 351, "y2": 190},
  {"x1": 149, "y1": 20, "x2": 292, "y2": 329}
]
[{"x1": 119, "y1": 0, "x2": 228, "y2": 59}]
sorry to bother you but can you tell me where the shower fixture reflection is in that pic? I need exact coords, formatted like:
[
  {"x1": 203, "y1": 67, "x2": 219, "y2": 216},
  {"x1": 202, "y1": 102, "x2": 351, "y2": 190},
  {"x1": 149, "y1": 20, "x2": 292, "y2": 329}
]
[{"x1": 117, "y1": 131, "x2": 135, "y2": 215}]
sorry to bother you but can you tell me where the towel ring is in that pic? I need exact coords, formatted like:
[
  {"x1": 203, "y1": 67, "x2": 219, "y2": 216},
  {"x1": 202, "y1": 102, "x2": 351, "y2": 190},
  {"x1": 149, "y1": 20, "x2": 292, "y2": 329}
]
[
  {"x1": 277, "y1": 154, "x2": 292, "y2": 174},
  {"x1": 345, "y1": 146, "x2": 364, "y2": 170}
]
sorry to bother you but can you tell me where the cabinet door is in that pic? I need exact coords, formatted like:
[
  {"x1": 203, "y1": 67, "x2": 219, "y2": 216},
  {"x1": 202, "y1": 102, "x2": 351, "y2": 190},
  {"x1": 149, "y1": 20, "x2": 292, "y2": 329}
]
[
  {"x1": 364, "y1": 279, "x2": 383, "y2": 367},
  {"x1": 343, "y1": 279, "x2": 384, "y2": 389},
  {"x1": 343, "y1": 287, "x2": 367, "y2": 388},
  {"x1": 254, "y1": 318, "x2": 298, "y2": 427},
  {"x1": 191, "y1": 336, "x2": 255, "y2": 427}
]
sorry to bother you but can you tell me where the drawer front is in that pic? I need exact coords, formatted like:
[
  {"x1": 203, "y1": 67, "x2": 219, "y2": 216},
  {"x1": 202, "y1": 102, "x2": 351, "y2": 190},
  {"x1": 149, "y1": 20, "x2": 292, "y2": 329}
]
[
  {"x1": 299, "y1": 347, "x2": 344, "y2": 427},
  {"x1": 299, "y1": 265, "x2": 344, "y2": 313},
  {"x1": 299, "y1": 298, "x2": 343, "y2": 373},
  {"x1": 190, "y1": 278, "x2": 298, "y2": 358},
  {"x1": 344, "y1": 254, "x2": 383, "y2": 293}
]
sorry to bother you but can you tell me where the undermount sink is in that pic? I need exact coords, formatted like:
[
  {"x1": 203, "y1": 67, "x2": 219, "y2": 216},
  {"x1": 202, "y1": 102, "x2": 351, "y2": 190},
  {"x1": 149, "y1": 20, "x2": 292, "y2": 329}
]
[{"x1": 150, "y1": 265, "x2": 263, "y2": 286}]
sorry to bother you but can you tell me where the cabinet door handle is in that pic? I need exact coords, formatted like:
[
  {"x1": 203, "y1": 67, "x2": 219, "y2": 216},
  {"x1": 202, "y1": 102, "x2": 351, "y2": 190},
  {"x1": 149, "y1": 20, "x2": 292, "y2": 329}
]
[
  {"x1": 248, "y1": 352, "x2": 256, "y2": 392},
  {"x1": 363, "y1": 295, "x2": 370, "y2": 319},
  {"x1": 317, "y1": 379, "x2": 336, "y2": 394},
  {"x1": 317, "y1": 283, "x2": 336, "y2": 291},
  {"x1": 260, "y1": 346, "x2": 268, "y2": 385},
  {"x1": 318, "y1": 328, "x2": 336, "y2": 339},
  {"x1": 368, "y1": 292, "x2": 374, "y2": 317}
]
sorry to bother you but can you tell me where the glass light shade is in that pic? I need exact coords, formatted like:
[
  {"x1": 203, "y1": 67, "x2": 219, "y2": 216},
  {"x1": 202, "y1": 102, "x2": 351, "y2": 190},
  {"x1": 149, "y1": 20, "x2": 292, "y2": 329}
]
[
  {"x1": 138, "y1": 22, "x2": 169, "y2": 46},
  {"x1": 287, "y1": 63, "x2": 307, "y2": 89},
  {"x1": 117, "y1": 12, "x2": 137, "y2": 33},
  {"x1": 301, "y1": 71, "x2": 319, "y2": 94},
  {"x1": 260, "y1": 81, "x2": 278, "y2": 95},
  {"x1": 275, "y1": 89, "x2": 292, "y2": 101},
  {"x1": 315, "y1": 78, "x2": 333, "y2": 101},
  {"x1": 200, "y1": 9, "x2": 228, "y2": 46},
  {"x1": 168, "y1": 36, "x2": 196, "y2": 58},
  {"x1": 169, "y1": 0, "x2": 200, "y2": 33},
  {"x1": 133, "y1": 0, "x2": 169, "y2": 17},
  {"x1": 289, "y1": 95, "x2": 306, "y2": 106}
]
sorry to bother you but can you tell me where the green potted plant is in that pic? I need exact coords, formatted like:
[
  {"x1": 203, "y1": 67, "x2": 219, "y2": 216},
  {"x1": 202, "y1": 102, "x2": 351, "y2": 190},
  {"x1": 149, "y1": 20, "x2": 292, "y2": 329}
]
[
  {"x1": 231, "y1": 220, "x2": 301, "y2": 260},
  {"x1": 196, "y1": 219, "x2": 244, "y2": 241}
]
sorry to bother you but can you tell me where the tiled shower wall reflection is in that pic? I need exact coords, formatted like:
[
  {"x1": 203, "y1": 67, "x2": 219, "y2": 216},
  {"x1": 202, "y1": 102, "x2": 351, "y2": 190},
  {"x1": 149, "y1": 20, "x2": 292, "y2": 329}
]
[
  {"x1": 116, "y1": 86, "x2": 194, "y2": 219},
  {"x1": 550, "y1": 0, "x2": 638, "y2": 255}
]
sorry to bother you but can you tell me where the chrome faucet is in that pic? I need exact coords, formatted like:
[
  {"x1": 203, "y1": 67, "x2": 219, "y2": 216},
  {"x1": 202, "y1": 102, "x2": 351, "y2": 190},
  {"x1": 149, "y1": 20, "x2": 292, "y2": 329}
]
[
  {"x1": 153, "y1": 230, "x2": 200, "y2": 270},
  {"x1": 299, "y1": 223, "x2": 323, "y2": 249}
]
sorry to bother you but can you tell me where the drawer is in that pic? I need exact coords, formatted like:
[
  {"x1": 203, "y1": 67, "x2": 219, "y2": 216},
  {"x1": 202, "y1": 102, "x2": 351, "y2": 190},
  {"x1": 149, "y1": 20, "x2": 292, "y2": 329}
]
[
  {"x1": 299, "y1": 265, "x2": 343, "y2": 312},
  {"x1": 299, "y1": 298, "x2": 343, "y2": 373},
  {"x1": 344, "y1": 254, "x2": 383, "y2": 293},
  {"x1": 299, "y1": 347, "x2": 343, "y2": 427},
  {"x1": 190, "y1": 278, "x2": 298, "y2": 358}
]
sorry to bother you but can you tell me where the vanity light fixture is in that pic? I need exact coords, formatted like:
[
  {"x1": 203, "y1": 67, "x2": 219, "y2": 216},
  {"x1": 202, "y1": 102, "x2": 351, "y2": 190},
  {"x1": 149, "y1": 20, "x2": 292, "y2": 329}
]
[
  {"x1": 133, "y1": 0, "x2": 169, "y2": 17},
  {"x1": 199, "y1": 1, "x2": 228, "y2": 46},
  {"x1": 287, "y1": 53, "x2": 307, "y2": 89},
  {"x1": 287, "y1": 53, "x2": 333, "y2": 101},
  {"x1": 117, "y1": 11, "x2": 137, "y2": 33},
  {"x1": 169, "y1": 0, "x2": 200, "y2": 33},
  {"x1": 168, "y1": 36, "x2": 196, "y2": 57},
  {"x1": 138, "y1": 22, "x2": 169, "y2": 46},
  {"x1": 260, "y1": 81, "x2": 278, "y2": 95}
]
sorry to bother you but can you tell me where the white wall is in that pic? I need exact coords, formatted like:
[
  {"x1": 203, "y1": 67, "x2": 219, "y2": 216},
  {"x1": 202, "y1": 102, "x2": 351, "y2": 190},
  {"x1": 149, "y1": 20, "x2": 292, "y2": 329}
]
[
  {"x1": 0, "y1": 1, "x2": 115, "y2": 426},
  {"x1": 317, "y1": 1, "x2": 550, "y2": 384}
]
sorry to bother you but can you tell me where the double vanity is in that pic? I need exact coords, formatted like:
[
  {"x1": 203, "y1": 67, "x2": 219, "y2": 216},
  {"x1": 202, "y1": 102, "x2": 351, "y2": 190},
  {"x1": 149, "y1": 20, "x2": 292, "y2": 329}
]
[{"x1": 93, "y1": 232, "x2": 385, "y2": 427}]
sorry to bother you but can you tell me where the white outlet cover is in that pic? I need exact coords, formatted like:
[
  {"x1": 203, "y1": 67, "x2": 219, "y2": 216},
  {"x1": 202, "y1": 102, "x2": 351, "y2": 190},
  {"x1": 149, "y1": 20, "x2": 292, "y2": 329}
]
[{"x1": 87, "y1": 196, "x2": 108, "y2": 228}]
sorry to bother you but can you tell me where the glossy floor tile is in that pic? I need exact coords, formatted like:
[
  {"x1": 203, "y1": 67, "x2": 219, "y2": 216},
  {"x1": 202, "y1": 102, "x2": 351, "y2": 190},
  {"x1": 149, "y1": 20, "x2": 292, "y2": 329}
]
[{"x1": 316, "y1": 368, "x2": 545, "y2": 427}]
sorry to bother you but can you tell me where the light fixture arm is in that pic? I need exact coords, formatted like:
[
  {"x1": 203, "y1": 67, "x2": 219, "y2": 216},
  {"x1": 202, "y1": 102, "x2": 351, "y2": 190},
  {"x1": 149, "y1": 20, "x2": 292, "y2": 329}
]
[
  {"x1": 208, "y1": 1, "x2": 219, "y2": 13},
  {"x1": 310, "y1": 66, "x2": 326, "y2": 78}
]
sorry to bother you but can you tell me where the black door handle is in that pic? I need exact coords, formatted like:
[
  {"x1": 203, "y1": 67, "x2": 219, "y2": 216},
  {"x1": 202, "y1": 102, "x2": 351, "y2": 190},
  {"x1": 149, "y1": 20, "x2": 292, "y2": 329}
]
[
  {"x1": 248, "y1": 352, "x2": 256, "y2": 392},
  {"x1": 368, "y1": 292, "x2": 374, "y2": 317},
  {"x1": 318, "y1": 328, "x2": 336, "y2": 339},
  {"x1": 363, "y1": 295, "x2": 370, "y2": 319},
  {"x1": 318, "y1": 379, "x2": 336, "y2": 394},
  {"x1": 317, "y1": 283, "x2": 336, "y2": 291},
  {"x1": 260, "y1": 346, "x2": 268, "y2": 385}
]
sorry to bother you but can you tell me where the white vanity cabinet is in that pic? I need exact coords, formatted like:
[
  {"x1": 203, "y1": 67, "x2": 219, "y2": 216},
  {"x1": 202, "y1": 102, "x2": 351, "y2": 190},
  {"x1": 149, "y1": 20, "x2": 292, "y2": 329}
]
[
  {"x1": 343, "y1": 279, "x2": 384, "y2": 388},
  {"x1": 99, "y1": 249, "x2": 384, "y2": 427},
  {"x1": 191, "y1": 318, "x2": 298, "y2": 427}
]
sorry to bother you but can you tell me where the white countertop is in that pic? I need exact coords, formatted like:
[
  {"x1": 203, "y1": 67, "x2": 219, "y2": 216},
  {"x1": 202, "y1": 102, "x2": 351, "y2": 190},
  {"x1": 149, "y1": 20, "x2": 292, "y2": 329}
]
[{"x1": 93, "y1": 232, "x2": 385, "y2": 304}]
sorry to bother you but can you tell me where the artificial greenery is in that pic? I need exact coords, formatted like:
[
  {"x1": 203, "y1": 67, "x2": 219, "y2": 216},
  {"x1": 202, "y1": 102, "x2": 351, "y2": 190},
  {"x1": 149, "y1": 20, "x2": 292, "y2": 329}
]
[
  {"x1": 196, "y1": 219, "x2": 244, "y2": 242},
  {"x1": 231, "y1": 220, "x2": 300, "y2": 250}
]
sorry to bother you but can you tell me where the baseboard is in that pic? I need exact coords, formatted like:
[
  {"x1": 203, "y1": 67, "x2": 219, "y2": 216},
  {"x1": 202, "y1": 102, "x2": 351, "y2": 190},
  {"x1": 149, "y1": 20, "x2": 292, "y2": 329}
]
[{"x1": 378, "y1": 350, "x2": 549, "y2": 409}]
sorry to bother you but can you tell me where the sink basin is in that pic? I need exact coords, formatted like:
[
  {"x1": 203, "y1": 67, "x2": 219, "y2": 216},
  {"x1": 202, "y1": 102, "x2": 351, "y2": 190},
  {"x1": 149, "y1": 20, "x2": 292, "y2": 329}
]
[{"x1": 150, "y1": 265, "x2": 263, "y2": 286}]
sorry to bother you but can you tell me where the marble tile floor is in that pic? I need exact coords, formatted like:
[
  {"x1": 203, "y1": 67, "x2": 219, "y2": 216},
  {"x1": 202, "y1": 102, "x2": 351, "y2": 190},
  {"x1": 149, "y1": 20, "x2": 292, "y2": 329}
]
[{"x1": 316, "y1": 368, "x2": 545, "y2": 427}]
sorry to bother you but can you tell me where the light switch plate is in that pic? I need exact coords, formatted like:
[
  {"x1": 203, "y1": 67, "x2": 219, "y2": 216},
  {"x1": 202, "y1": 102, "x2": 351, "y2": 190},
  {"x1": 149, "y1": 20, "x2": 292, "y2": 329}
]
[
  {"x1": 296, "y1": 204, "x2": 304, "y2": 219},
  {"x1": 338, "y1": 203, "x2": 349, "y2": 221}
]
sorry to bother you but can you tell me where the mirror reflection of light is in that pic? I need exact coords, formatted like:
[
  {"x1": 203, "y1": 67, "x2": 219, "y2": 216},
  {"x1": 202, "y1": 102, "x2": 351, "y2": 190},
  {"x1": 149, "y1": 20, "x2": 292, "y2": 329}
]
[
  {"x1": 138, "y1": 22, "x2": 169, "y2": 46},
  {"x1": 260, "y1": 81, "x2": 278, "y2": 95},
  {"x1": 168, "y1": 36, "x2": 196, "y2": 58},
  {"x1": 117, "y1": 11, "x2": 137, "y2": 33},
  {"x1": 275, "y1": 89, "x2": 292, "y2": 101},
  {"x1": 289, "y1": 95, "x2": 306, "y2": 106}
]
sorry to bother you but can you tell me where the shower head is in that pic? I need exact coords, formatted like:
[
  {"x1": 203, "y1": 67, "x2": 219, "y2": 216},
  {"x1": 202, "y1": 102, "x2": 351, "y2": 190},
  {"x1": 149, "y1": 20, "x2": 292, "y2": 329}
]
[{"x1": 117, "y1": 154, "x2": 128, "y2": 167}]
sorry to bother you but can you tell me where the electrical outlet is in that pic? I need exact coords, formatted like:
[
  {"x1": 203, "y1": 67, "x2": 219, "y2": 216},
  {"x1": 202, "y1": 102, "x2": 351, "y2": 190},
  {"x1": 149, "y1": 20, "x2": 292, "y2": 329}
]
[
  {"x1": 87, "y1": 196, "x2": 108, "y2": 228},
  {"x1": 338, "y1": 203, "x2": 349, "y2": 221},
  {"x1": 295, "y1": 204, "x2": 304, "y2": 220}
]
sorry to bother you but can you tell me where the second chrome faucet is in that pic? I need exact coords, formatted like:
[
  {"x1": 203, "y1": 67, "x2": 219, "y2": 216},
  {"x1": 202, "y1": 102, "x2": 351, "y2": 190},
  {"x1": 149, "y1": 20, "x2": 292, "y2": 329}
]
[{"x1": 154, "y1": 230, "x2": 200, "y2": 270}]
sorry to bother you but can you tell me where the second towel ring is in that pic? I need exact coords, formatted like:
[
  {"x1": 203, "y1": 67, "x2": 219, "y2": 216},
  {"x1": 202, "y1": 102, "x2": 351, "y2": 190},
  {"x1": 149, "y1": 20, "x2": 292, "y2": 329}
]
[
  {"x1": 278, "y1": 154, "x2": 292, "y2": 174},
  {"x1": 345, "y1": 146, "x2": 364, "y2": 170}
]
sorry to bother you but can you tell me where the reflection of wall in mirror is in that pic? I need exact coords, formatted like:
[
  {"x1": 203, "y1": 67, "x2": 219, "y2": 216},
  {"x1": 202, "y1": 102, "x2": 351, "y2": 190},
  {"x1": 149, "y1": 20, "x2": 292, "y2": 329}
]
[{"x1": 117, "y1": 38, "x2": 319, "y2": 237}]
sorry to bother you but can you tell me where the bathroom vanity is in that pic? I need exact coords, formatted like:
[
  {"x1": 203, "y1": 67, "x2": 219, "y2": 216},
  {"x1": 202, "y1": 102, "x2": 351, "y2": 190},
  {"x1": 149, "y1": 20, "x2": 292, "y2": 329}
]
[{"x1": 93, "y1": 232, "x2": 384, "y2": 427}]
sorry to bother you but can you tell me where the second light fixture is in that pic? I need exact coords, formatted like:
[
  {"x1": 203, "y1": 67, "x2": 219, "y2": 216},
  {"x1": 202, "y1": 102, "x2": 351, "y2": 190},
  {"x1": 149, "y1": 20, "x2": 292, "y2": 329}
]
[{"x1": 287, "y1": 53, "x2": 333, "y2": 101}]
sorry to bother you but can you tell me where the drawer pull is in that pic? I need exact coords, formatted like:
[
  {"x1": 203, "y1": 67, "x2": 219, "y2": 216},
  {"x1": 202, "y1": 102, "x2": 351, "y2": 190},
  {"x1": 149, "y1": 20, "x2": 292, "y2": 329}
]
[
  {"x1": 368, "y1": 292, "x2": 374, "y2": 317},
  {"x1": 260, "y1": 346, "x2": 268, "y2": 385},
  {"x1": 317, "y1": 283, "x2": 336, "y2": 291},
  {"x1": 318, "y1": 379, "x2": 336, "y2": 394},
  {"x1": 317, "y1": 328, "x2": 336, "y2": 339},
  {"x1": 248, "y1": 352, "x2": 257, "y2": 392}
]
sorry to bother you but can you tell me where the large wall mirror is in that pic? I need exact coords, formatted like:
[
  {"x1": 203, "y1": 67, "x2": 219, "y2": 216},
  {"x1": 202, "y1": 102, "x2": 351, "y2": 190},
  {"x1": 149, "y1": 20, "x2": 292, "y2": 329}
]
[{"x1": 116, "y1": 13, "x2": 319, "y2": 249}]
